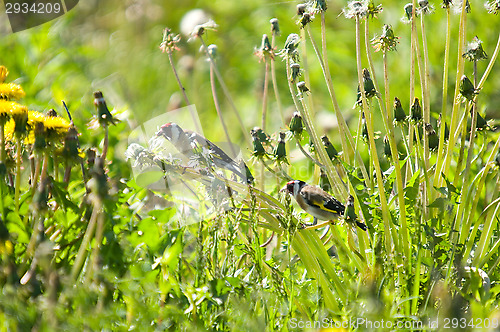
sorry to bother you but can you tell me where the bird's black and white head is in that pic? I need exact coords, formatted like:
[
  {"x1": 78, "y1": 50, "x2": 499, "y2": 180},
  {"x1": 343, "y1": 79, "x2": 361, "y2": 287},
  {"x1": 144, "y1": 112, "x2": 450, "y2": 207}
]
[
  {"x1": 156, "y1": 122, "x2": 185, "y2": 144},
  {"x1": 282, "y1": 180, "x2": 306, "y2": 196}
]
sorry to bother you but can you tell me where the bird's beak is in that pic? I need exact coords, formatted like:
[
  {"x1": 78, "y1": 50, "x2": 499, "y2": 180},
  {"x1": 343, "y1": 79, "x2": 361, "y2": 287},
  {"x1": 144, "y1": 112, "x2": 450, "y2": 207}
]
[{"x1": 279, "y1": 185, "x2": 288, "y2": 193}]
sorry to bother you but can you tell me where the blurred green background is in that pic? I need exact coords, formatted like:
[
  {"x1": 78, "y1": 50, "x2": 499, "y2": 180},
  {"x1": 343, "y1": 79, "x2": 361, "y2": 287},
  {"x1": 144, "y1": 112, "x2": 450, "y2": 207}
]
[{"x1": 1, "y1": 0, "x2": 499, "y2": 157}]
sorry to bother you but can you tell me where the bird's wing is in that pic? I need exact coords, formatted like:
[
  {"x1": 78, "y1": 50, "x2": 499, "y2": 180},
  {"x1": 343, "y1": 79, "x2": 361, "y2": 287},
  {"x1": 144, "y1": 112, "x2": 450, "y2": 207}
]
[{"x1": 300, "y1": 189, "x2": 344, "y2": 215}]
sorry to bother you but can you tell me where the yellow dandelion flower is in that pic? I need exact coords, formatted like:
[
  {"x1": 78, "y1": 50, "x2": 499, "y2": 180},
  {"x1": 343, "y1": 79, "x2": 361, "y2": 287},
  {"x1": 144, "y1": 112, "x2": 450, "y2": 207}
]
[
  {"x1": 4, "y1": 119, "x2": 14, "y2": 141},
  {"x1": 28, "y1": 111, "x2": 46, "y2": 127},
  {"x1": 0, "y1": 100, "x2": 27, "y2": 121},
  {"x1": 44, "y1": 115, "x2": 70, "y2": 141},
  {"x1": 4, "y1": 117, "x2": 37, "y2": 145},
  {"x1": 0, "y1": 83, "x2": 25, "y2": 100},
  {"x1": 0, "y1": 66, "x2": 8, "y2": 83}
]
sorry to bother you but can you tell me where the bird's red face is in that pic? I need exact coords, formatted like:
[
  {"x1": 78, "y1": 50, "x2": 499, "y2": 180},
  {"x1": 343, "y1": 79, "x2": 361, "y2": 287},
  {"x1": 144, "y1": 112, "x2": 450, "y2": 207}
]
[
  {"x1": 282, "y1": 180, "x2": 305, "y2": 196},
  {"x1": 157, "y1": 122, "x2": 183, "y2": 142}
]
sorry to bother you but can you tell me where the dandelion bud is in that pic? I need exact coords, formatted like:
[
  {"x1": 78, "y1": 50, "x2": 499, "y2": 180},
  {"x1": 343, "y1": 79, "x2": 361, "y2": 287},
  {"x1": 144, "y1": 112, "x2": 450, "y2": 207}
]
[
  {"x1": 0, "y1": 66, "x2": 8, "y2": 83},
  {"x1": 297, "y1": 3, "x2": 307, "y2": 16},
  {"x1": 321, "y1": 135, "x2": 338, "y2": 160},
  {"x1": 299, "y1": 12, "x2": 312, "y2": 28},
  {"x1": 62, "y1": 126, "x2": 81, "y2": 161},
  {"x1": 383, "y1": 135, "x2": 391, "y2": 158},
  {"x1": 356, "y1": 68, "x2": 376, "y2": 106},
  {"x1": 410, "y1": 98, "x2": 422, "y2": 122},
  {"x1": 94, "y1": 91, "x2": 116, "y2": 127},
  {"x1": 470, "y1": 108, "x2": 489, "y2": 131},
  {"x1": 270, "y1": 18, "x2": 280, "y2": 36},
  {"x1": 205, "y1": 45, "x2": 217, "y2": 61},
  {"x1": 459, "y1": 75, "x2": 476, "y2": 102},
  {"x1": 251, "y1": 127, "x2": 271, "y2": 145},
  {"x1": 273, "y1": 132, "x2": 288, "y2": 164},
  {"x1": 393, "y1": 97, "x2": 407, "y2": 124},
  {"x1": 251, "y1": 129, "x2": 266, "y2": 158},
  {"x1": 442, "y1": 0, "x2": 453, "y2": 9},
  {"x1": 425, "y1": 123, "x2": 439, "y2": 151},
  {"x1": 280, "y1": 33, "x2": 301, "y2": 61},
  {"x1": 290, "y1": 63, "x2": 301, "y2": 82},
  {"x1": 319, "y1": 169, "x2": 331, "y2": 192},
  {"x1": 297, "y1": 81, "x2": 309, "y2": 94},
  {"x1": 289, "y1": 112, "x2": 304, "y2": 136},
  {"x1": 404, "y1": 3, "x2": 414, "y2": 21}
]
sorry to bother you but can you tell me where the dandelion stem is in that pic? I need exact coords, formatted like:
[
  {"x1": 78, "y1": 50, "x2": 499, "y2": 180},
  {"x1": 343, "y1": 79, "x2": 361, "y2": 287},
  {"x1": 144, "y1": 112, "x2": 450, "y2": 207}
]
[
  {"x1": 476, "y1": 32, "x2": 500, "y2": 92},
  {"x1": 63, "y1": 101, "x2": 87, "y2": 182},
  {"x1": 382, "y1": 51, "x2": 411, "y2": 273},
  {"x1": 167, "y1": 50, "x2": 192, "y2": 107},
  {"x1": 89, "y1": 202, "x2": 105, "y2": 283},
  {"x1": 15, "y1": 137, "x2": 22, "y2": 212},
  {"x1": 102, "y1": 124, "x2": 109, "y2": 161},
  {"x1": 199, "y1": 37, "x2": 251, "y2": 144},
  {"x1": 433, "y1": 6, "x2": 452, "y2": 191},
  {"x1": 0, "y1": 123, "x2": 5, "y2": 165},
  {"x1": 355, "y1": 16, "x2": 394, "y2": 259},
  {"x1": 306, "y1": 24, "x2": 370, "y2": 186},
  {"x1": 270, "y1": 34, "x2": 285, "y2": 126},
  {"x1": 71, "y1": 204, "x2": 99, "y2": 280},
  {"x1": 439, "y1": 0, "x2": 468, "y2": 188},
  {"x1": 209, "y1": 63, "x2": 236, "y2": 157}
]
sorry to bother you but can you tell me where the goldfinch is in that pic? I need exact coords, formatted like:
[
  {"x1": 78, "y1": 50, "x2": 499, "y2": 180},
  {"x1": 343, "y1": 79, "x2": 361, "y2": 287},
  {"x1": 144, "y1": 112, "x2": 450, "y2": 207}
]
[
  {"x1": 156, "y1": 122, "x2": 253, "y2": 183},
  {"x1": 282, "y1": 180, "x2": 367, "y2": 231}
]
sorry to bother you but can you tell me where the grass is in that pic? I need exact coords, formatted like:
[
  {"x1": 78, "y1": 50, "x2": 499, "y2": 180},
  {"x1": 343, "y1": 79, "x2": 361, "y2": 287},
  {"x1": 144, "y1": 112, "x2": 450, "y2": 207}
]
[{"x1": 1, "y1": 0, "x2": 500, "y2": 330}]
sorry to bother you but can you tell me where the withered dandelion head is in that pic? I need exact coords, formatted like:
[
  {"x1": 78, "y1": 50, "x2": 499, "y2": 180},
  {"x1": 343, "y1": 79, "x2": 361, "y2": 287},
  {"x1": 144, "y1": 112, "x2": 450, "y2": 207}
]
[
  {"x1": 255, "y1": 34, "x2": 274, "y2": 61},
  {"x1": 343, "y1": 1, "x2": 368, "y2": 19},
  {"x1": 485, "y1": 0, "x2": 500, "y2": 14},
  {"x1": 462, "y1": 36, "x2": 488, "y2": 62},
  {"x1": 159, "y1": 28, "x2": 181, "y2": 53},
  {"x1": 372, "y1": 24, "x2": 399, "y2": 52}
]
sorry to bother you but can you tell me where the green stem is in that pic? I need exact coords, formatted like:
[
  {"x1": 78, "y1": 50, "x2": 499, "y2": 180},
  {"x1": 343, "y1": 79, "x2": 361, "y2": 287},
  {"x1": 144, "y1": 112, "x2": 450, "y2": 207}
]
[
  {"x1": 209, "y1": 63, "x2": 236, "y2": 158},
  {"x1": 382, "y1": 51, "x2": 411, "y2": 272},
  {"x1": 15, "y1": 137, "x2": 22, "y2": 212},
  {"x1": 285, "y1": 58, "x2": 345, "y2": 199},
  {"x1": 355, "y1": 16, "x2": 394, "y2": 258},
  {"x1": 102, "y1": 124, "x2": 109, "y2": 161},
  {"x1": 438, "y1": 0, "x2": 468, "y2": 188},
  {"x1": 167, "y1": 50, "x2": 192, "y2": 107},
  {"x1": 307, "y1": 24, "x2": 371, "y2": 189},
  {"x1": 199, "y1": 37, "x2": 251, "y2": 144},
  {"x1": 433, "y1": 7, "x2": 452, "y2": 192},
  {"x1": 270, "y1": 34, "x2": 285, "y2": 126},
  {"x1": 0, "y1": 123, "x2": 5, "y2": 165},
  {"x1": 71, "y1": 205, "x2": 99, "y2": 280}
]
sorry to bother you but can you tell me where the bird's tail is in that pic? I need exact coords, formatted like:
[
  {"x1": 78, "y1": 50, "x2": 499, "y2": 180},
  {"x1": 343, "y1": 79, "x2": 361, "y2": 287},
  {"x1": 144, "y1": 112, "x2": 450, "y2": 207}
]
[{"x1": 356, "y1": 221, "x2": 368, "y2": 231}]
